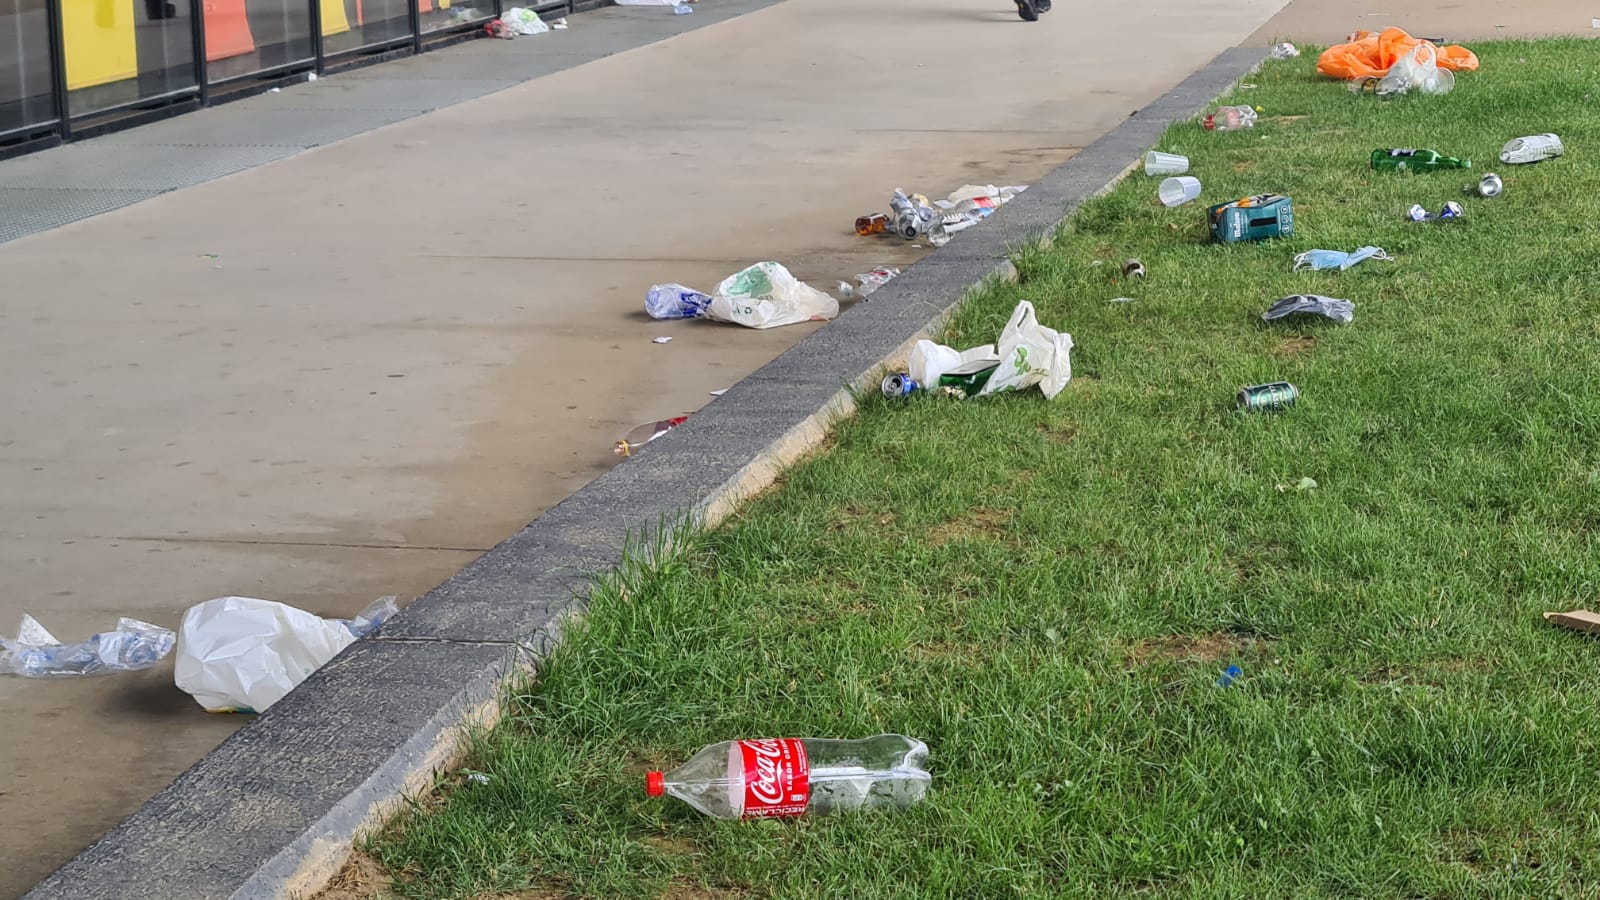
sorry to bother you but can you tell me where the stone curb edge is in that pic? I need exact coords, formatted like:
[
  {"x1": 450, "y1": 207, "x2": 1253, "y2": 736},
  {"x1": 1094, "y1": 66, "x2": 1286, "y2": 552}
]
[{"x1": 25, "y1": 45, "x2": 1265, "y2": 900}]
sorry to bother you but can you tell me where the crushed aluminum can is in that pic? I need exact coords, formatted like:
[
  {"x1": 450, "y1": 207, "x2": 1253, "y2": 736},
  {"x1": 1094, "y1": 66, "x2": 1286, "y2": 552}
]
[
  {"x1": 1236, "y1": 381, "x2": 1299, "y2": 413},
  {"x1": 1122, "y1": 259, "x2": 1146, "y2": 279},
  {"x1": 1407, "y1": 203, "x2": 1430, "y2": 222},
  {"x1": 1439, "y1": 200, "x2": 1465, "y2": 220},
  {"x1": 882, "y1": 372, "x2": 920, "y2": 399}
]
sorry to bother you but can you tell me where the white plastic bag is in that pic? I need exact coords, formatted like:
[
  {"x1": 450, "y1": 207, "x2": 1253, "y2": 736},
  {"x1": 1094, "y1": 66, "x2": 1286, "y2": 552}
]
[
  {"x1": 705, "y1": 262, "x2": 839, "y2": 329},
  {"x1": 174, "y1": 596, "x2": 398, "y2": 713},
  {"x1": 979, "y1": 301, "x2": 1074, "y2": 398},
  {"x1": 1377, "y1": 42, "x2": 1454, "y2": 96},
  {"x1": 501, "y1": 6, "x2": 548, "y2": 34},
  {"x1": 907, "y1": 339, "x2": 999, "y2": 387}
]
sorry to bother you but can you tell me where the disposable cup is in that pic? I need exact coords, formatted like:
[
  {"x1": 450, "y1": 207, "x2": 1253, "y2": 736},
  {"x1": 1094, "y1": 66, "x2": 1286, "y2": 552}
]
[
  {"x1": 1159, "y1": 176, "x2": 1202, "y2": 207},
  {"x1": 1144, "y1": 151, "x2": 1189, "y2": 176}
]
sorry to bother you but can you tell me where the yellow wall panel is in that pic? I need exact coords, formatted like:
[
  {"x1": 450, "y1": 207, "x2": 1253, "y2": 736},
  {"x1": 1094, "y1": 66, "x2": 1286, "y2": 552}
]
[{"x1": 63, "y1": 0, "x2": 138, "y2": 90}]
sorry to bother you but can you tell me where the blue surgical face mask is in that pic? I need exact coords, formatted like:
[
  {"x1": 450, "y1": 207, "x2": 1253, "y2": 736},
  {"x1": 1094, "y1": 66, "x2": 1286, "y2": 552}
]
[{"x1": 1293, "y1": 246, "x2": 1391, "y2": 271}]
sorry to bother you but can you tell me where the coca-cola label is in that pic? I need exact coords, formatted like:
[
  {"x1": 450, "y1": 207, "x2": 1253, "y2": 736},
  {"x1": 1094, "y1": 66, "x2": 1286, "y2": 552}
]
[{"x1": 738, "y1": 738, "x2": 809, "y2": 818}]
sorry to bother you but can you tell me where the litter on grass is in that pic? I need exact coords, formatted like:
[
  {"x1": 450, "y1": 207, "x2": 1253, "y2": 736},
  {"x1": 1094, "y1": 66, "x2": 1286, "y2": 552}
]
[
  {"x1": 1317, "y1": 28, "x2": 1478, "y2": 81},
  {"x1": 174, "y1": 596, "x2": 398, "y2": 713},
  {"x1": 891, "y1": 301, "x2": 1072, "y2": 401},
  {"x1": 1263, "y1": 295, "x2": 1354, "y2": 324},
  {"x1": 1292, "y1": 246, "x2": 1391, "y2": 271},
  {"x1": 1208, "y1": 194, "x2": 1293, "y2": 242},
  {"x1": 2, "y1": 615, "x2": 175, "y2": 677},
  {"x1": 1545, "y1": 609, "x2": 1600, "y2": 636},
  {"x1": 1501, "y1": 134, "x2": 1563, "y2": 164}
]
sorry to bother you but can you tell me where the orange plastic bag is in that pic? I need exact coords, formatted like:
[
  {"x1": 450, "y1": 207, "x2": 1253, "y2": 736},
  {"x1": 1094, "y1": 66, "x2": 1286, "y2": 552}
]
[{"x1": 1317, "y1": 27, "x2": 1478, "y2": 80}]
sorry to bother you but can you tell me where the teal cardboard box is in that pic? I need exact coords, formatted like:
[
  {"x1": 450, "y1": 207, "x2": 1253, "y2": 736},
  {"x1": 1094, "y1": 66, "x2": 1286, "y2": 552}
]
[{"x1": 1207, "y1": 194, "x2": 1294, "y2": 243}]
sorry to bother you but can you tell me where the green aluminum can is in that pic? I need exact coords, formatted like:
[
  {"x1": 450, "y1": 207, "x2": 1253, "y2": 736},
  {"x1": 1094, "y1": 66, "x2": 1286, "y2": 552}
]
[{"x1": 1236, "y1": 381, "x2": 1299, "y2": 413}]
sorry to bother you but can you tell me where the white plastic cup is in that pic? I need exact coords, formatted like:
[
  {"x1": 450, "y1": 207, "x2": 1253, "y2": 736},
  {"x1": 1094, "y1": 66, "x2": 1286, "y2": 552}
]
[
  {"x1": 1159, "y1": 176, "x2": 1202, "y2": 207},
  {"x1": 1144, "y1": 151, "x2": 1189, "y2": 176}
]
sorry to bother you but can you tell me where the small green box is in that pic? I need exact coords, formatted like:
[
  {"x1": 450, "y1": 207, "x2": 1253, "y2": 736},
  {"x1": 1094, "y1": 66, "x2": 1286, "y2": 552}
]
[{"x1": 1207, "y1": 194, "x2": 1294, "y2": 243}]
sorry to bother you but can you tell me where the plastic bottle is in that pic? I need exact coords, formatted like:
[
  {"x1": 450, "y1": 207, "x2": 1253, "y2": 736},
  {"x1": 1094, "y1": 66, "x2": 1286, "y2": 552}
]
[
  {"x1": 837, "y1": 267, "x2": 900, "y2": 300},
  {"x1": 888, "y1": 189, "x2": 935, "y2": 240},
  {"x1": 1203, "y1": 105, "x2": 1257, "y2": 131},
  {"x1": 645, "y1": 284, "x2": 713, "y2": 319},
  {"x1": 646, "y1": 735, "x2": 931, "y2": 819},
  {"x1": 1499, "y1": 134, "x2": 1563, "y2": 165},
  {"x1": 1371, "y1": 148, "x2": 1471, "y2": 172}
]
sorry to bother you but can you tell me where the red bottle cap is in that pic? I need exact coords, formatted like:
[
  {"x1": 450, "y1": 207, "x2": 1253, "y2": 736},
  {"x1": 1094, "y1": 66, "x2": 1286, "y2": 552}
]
[{"x1": 646, "y1": 771, "x2": 664, "y2": 797}]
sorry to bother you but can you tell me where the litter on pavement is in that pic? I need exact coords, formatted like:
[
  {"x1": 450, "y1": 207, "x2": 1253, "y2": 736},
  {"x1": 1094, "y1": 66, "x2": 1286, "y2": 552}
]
[
  {"x1": 645, "y1": 283, "x2": 713, "y2": 320},
  {"x1": 615, "y1": 415, "x2": 689, "y2": 456},
  {"x1": 838, "y1": 267, "x2": 900, "y2": 300},
  {"x1": 705, "y1": 262, "x2": 838, "y2": 328},
  {"x1": 858, "y1": 184, "x2": 1026, "y2": 247},
  {"x1": 174, "y1": 596, "x2": 398, "y2": 713},
  {"x1": 1, "y1": 615, "x2": 175, "y2": 677},
  {"x1": 500, "y1": 7, "x2": 550, "y2": 34}
]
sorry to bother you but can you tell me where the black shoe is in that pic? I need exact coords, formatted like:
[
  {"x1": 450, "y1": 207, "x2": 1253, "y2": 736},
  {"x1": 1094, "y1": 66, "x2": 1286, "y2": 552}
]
[
  {"x1": 1036, "y1": 0, "x2": 1051, "y2": 10},
  {"x1": 1015, "y1": 0, "x2": 1038, "y2": 20}
]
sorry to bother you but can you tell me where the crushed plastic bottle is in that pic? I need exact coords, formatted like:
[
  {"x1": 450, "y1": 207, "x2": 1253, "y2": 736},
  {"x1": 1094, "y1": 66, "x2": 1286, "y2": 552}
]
[
  {"x1": 1500, "y1": 133, "x2": 1563, "y2": 165},
  {"x1": 645, "y1": 283, "x2": 713, "y2": 319},
  {"x1": 2, "y1": 616, "x2": 176, "y2": 677},
  {"x1": 888, "y1": 189, "x2": 937, "y2": 240},
  {"x1": 1203, "y1": 105, "x2": 1257, "y2": 131},
  {"x1": 837, "y1": 267, "x2": 900, "y2": 300},
  {"x1": 646, "y1": 735, "x2": 930, "y2": 819}
]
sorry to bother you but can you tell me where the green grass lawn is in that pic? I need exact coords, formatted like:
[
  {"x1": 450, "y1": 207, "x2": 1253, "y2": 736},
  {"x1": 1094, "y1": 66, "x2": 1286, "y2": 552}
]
[{"x1": 368, "y1": 39, "x2": 1600, "y2": 898}]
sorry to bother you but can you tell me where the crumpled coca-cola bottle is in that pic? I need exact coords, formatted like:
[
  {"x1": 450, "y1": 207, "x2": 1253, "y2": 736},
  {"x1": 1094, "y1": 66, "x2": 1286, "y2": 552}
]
[{"x1": 645, "y1": 735, "x2": 930, "y2": 819}]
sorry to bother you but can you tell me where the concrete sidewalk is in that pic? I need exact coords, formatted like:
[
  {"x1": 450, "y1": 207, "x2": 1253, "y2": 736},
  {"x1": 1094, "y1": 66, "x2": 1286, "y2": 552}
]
[
  {"x1": 0, "y1": 0, "x2": 1298, "y2": 895},
  {"x1": 1246, "y1": 0, "x2": 1598, "y2": 44}
]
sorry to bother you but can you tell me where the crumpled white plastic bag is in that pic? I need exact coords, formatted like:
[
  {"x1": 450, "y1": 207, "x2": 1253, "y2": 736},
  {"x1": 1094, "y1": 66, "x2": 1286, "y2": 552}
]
[
  {"x1": 174, "y1": 596, "x2": 397, "y2": 713},
  {"x1": 907, "y1": 339, "x2": 999, "y2": 387},
  {"x1": 979, "y1": 301, "x2": 1074, "y2": 398},
  {"x1": 501, "y1": 6, "x2": 549, "y2": 33},
  {"x1": 705, "y1": 262, "x2": 839, "y2": 329}
]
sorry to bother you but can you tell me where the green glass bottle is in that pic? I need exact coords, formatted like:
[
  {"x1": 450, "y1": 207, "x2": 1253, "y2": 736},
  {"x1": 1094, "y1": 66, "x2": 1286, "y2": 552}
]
[
  {"x1": 1371, "y1": 149, "x2": 1472, "y2": 172},
  {"x1": 937, "y1": 365, "x2": 998, "y2": 399}
]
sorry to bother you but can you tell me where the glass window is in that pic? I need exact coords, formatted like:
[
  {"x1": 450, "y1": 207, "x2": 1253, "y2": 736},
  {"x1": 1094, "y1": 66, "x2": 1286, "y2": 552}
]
[
  {"x1": 63, "y1": 0, "x2": 197, "y2": 118},
  {"x1": 421, "y1": 0, "x2": 487, "y2": 35},
  {"x1": 205, "y1": 0, "x2": 314, "y2": 83},
  {"x1": 321, "y1": 0, "x2": 408, "y2": 54},
  {"x1": 0, "y1": 0, "x2": 59, "y2": 135}
]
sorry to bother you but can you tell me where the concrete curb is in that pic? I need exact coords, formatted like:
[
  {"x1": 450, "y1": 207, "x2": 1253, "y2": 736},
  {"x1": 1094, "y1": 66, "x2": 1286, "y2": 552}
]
[{"x1": 24, "y1": 45, "x2": 1265, "y2": 900}]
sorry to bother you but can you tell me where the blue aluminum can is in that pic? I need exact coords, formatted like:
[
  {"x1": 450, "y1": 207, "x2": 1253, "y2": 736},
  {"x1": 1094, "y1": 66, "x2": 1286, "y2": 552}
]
[{"x1": 882, "y1": 373, "x2": 920, "y2": 399}]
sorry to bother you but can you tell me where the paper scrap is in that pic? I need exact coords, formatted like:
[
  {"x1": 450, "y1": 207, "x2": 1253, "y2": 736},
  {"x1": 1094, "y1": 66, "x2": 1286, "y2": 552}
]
[
  {"x1": 1544, "y1": 609, "x2": 1600, "y2": 635},
  {"x1": 653, "y1": 336, "x2": 672, "y2": 344}
]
